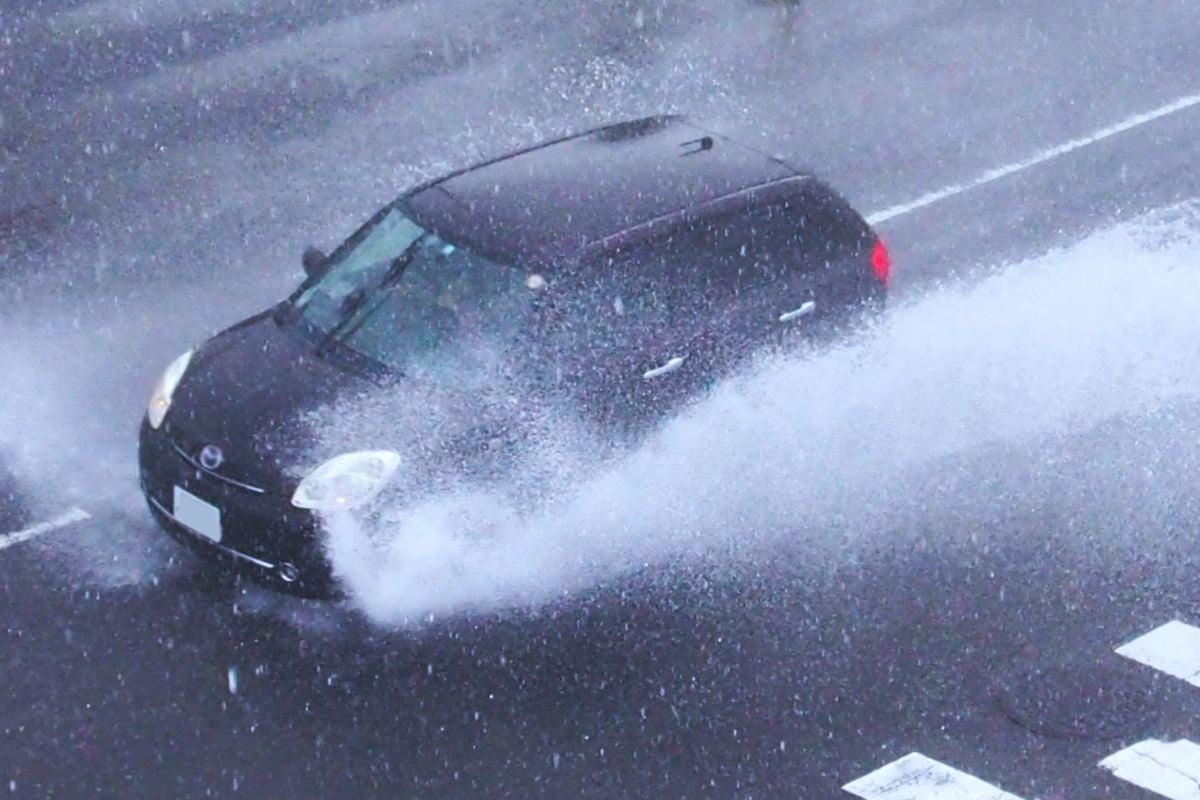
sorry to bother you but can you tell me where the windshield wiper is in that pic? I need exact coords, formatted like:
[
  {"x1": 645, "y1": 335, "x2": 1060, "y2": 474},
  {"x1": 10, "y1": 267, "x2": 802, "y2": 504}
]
[
  {"x1": 273, "y1": 297, "x2": 299, "y2": 327},
  {"x1": 315, "y1": 288, "x2": 370, "y2": 356},
  {"x1": 314, "y1": 245, "x2": 420, "y2": 357}
]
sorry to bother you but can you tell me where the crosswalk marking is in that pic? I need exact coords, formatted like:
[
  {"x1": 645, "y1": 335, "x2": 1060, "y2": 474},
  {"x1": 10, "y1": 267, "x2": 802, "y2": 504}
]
[
  {"x1": 1100, "y1": 740, "x2": 1200, "y2": 800},
  {"x1": 843, "y1": 753, "x2": 1025, "y2": 800},
  {"x1": 849, "y1": 620, "x2": 1200, "y2": 799},
  {"x1": 1116, "y1": 620, "x2": 1200, "y2": 688}
]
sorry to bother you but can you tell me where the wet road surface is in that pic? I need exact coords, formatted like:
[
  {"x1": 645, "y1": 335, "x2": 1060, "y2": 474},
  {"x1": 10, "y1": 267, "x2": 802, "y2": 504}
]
[{"x1": 3, "y1": 1, "x2": 1200, "y2": 797}]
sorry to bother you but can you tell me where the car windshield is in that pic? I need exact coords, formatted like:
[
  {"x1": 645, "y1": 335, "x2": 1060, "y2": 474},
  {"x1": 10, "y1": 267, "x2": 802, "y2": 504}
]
[{"x1": 293, "y1": 207, "x2": 546, "y2": 386}]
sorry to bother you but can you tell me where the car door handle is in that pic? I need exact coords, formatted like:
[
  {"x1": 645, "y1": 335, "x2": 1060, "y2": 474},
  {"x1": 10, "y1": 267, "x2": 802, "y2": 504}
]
[
  {"x1": 643, "y1": 356, "x2": 686, "y2": 380},
  {"x1": 778, "y1": 301, "x2": 816, "y2": 323}
]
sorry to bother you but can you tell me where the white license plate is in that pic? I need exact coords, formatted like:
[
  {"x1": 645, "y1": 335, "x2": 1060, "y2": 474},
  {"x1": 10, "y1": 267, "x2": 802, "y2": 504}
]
[{"x1": 173, "y1": 486, "x2": 222, "y2": 543}]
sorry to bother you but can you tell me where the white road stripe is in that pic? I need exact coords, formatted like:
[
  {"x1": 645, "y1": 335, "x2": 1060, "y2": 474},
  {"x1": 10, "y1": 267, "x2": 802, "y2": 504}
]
[
  {"x1": 865, "y1": 92, "x2": 1200, "y2": 225},
  {"x1": 843, "y1": 753, "x2": 1026, "y2": 800},
  {"x1": 1101, "y1": 740, "x2": 1200, "y2": 800},
  {"x1": 0, "y1": 507, "x2": 92, "y2": 552},
  {"x1": 1116, "y1": 620, "x2": 1200, "y2": 688}
]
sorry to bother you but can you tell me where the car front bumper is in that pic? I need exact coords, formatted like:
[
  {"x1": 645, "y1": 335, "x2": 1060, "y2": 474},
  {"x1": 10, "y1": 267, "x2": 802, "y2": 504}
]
[{"x1": 138, "y1": 419, "x2": 337, "y2": 598}]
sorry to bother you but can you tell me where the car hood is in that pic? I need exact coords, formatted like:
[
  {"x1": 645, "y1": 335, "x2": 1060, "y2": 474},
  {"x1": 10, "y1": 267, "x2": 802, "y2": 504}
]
[
  {"x1": 165, "y1": 311, "x2": 383, "y2": 492},
  {"x1": 164, "y1": 310, "x2": 520, "y2": 495}
]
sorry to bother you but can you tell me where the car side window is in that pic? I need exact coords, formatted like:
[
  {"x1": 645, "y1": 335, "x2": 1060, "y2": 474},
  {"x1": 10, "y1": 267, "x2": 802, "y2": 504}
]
[
  {"x1": 774, "y1": 184, "x2": 874, "y2": 271},
  {"x1": 575, "y1": 232, "x2": 694, "y2": 352},
  {"x1": 565, "y1": 212, "x2": 793, "y2": 354},
  {"x1": 692, "y1": 192, "x2": 867, "y2": 319},
  {"x1": 690, "y1": 207, "x2": 787, "y2": 297},
  {"x1": 698, "y1": 189, "x2": 869, "y2": 293},
  {"x1": 558, "y1": 189, "x2": 866, "y2": 365}
]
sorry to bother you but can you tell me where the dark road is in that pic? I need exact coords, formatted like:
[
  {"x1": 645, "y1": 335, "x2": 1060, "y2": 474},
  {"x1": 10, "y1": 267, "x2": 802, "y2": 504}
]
[{"x1": 3, "y1": 2, "x2": 1200, "y2": 797}]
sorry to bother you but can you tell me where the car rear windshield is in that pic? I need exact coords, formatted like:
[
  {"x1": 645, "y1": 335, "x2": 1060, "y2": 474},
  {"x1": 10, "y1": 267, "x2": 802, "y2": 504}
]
[{"x1": 293, "y1": 207, "x2": 547, "y2": 387}]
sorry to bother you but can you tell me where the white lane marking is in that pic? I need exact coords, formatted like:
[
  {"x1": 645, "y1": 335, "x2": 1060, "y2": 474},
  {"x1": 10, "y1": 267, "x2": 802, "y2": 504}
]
[
  {"x1": 865, "y1": 92, "x2": 1200, "y2": 225},
  {"x1": 0, "y1": 507, "x2": 92, "y2": 552},
  {"x1": 1116, "y1": 620, "x2": 1200, "y2": 688},
  {"x1": 1100, "y1": 740, "x2": 1200, "y2": 800},
  {"x1": 843, "y1": 753, "x2": 1026, "y2": 800}
]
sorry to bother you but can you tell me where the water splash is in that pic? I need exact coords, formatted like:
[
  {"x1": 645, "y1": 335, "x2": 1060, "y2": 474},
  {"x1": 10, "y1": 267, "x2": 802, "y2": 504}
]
[{"x1": 319, "y1": 203, "x2": 1200, "y2": 626}]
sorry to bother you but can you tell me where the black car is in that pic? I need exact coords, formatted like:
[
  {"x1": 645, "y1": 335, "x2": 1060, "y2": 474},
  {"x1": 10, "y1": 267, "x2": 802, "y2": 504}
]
[{"x1": 139, "y1": 115, "x2": 889, "y2": 597}]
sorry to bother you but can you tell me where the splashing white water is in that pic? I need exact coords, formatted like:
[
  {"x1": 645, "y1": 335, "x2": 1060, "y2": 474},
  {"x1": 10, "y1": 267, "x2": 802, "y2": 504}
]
[{"x1": 316, "y1": 203, "x2": 1200, "y2": 626}]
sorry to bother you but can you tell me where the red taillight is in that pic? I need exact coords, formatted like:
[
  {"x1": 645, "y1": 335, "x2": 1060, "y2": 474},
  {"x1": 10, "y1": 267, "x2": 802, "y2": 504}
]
[{"x1": 870, "y1": 238, "x2": 890, "y2": 286}]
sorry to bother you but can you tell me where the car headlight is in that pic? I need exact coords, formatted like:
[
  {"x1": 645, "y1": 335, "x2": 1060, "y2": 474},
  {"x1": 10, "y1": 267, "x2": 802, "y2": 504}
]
[
  {"x1": 291, "y1": 451, "x2": 401, "y2": 511},
  {"x1": 147, "y1": 349, "x2": 194, "y2": 429}
]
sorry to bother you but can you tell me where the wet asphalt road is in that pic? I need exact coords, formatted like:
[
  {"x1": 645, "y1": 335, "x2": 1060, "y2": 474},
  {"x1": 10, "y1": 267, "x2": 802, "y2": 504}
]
[{"x1": 3, "y1": 1, "x2": 1200, "y2": 797}]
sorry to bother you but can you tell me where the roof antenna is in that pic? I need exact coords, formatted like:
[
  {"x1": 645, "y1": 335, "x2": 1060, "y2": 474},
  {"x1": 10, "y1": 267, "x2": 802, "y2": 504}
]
[{"x1": 679, "y1": 136, "x2": 714, "y2": 156}]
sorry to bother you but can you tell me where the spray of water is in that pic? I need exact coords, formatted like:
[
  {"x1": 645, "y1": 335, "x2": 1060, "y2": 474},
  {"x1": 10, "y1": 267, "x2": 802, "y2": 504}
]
[
  {"x1": 0, "y1": 0, "x2": 739, "y2": 597},
  {"x1": 314, "y1": 203, "x2": 1200, "y2": 626}
]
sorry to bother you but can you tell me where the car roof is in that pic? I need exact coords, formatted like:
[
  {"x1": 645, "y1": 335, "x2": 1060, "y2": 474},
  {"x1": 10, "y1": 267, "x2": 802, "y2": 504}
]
[{"x1": 405, "y1": 115, "x2": 803, "y2": 268}]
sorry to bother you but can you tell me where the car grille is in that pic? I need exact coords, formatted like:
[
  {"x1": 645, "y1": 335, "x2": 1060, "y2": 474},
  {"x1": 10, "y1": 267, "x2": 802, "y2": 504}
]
[{"x1": 168, "y1": 437, "x2": 268, "y2": 495}]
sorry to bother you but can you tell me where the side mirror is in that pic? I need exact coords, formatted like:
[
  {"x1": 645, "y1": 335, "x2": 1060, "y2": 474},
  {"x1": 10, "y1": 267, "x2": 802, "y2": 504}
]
[{"x1": 302, "y1": 246, "x2": 327, "y2": 279}]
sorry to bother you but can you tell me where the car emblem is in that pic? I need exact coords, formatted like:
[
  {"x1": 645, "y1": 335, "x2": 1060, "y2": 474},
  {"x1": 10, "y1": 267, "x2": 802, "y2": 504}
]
[{"x1": 199, "y1": 445, "x2": 224, "y2": 471}]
